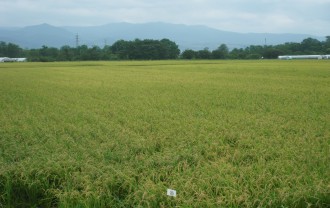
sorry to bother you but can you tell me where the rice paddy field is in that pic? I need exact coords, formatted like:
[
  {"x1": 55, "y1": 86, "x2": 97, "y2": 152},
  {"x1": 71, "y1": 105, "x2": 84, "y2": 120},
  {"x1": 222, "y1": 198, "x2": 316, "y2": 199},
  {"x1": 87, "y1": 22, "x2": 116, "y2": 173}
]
[{"x1": 0, "y1": 60, "x2": 329, "y2": 207}]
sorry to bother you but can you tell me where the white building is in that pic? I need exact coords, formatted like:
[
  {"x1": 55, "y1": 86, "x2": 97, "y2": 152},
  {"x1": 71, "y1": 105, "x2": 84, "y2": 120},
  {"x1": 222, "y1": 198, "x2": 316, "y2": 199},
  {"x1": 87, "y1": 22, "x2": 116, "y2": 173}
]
[
  {"x1": 278, "y1": 55, "x2": 330, "y2": 60},
  {"x1": 0, "y1": 57, "x2": 9, "y2": 62},
  {"x1": 13, "y1": 58, "x2": 27, "y2": 62},
  {"x1": 0, "y1": 57, "x2": 27, "y2": 62}
]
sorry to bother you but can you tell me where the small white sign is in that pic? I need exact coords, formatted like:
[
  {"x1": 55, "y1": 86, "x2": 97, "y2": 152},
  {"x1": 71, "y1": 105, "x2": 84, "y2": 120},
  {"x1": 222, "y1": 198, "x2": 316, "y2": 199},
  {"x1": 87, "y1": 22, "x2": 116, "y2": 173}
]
[{"x1": 167, "y1": 189, "x2": 177, "y2": 197}]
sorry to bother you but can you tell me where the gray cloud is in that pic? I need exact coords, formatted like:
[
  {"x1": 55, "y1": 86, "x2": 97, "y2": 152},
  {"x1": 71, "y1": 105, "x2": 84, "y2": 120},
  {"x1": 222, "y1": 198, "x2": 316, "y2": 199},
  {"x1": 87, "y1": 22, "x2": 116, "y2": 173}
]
[{"x1": 0, "y1": 0, "x2": 329, "y2": 35}]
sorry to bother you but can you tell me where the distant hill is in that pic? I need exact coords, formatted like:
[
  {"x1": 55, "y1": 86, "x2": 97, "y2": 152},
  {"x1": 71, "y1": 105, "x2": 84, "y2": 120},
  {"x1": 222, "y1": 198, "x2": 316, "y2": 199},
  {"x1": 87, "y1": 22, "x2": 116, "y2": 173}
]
[
  {"x1": 0, "y1": 23, "x2": 73, "y2": 49},
  {"x1": 0, "y1": 22, "x2": 325, "y2": 50}
]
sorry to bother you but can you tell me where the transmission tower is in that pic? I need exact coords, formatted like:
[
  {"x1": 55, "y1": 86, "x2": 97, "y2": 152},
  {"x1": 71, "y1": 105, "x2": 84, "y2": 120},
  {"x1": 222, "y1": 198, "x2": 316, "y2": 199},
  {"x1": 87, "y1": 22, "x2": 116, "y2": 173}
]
[{"x1": 75, "y1": 33, "x2": 79, "y2": 48}]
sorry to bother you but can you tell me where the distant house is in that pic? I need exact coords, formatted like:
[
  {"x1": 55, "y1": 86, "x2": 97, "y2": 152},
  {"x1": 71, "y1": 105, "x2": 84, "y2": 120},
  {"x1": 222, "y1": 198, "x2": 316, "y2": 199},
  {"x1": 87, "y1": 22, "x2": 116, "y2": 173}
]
[{"x1": 278, "y1": 55, "x2": 330, "y2": 60}]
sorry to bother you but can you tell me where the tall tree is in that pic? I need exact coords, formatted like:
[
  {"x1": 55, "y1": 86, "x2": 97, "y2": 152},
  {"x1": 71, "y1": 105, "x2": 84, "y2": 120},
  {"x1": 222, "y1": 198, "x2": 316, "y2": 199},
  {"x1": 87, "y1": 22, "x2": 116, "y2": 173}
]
[
  {"x1": 212, "y1": 44, "x2": 229, "y2": 59},
  {"x1": 111, "y1": 40, "x2": 130, "y2": 59},
  {"x1": 160, "y1": 39, "x2": 180, "y2": 59},
  {"x1": 301, "y1": 38, "x2": 322, "y2": 54}
]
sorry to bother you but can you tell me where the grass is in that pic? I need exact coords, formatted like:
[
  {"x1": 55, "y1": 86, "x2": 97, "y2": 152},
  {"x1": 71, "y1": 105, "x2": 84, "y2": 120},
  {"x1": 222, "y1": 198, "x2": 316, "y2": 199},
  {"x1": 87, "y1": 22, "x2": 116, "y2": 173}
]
[{"x1": 0, "y1": 60, "x2": 329, "y2": 207}]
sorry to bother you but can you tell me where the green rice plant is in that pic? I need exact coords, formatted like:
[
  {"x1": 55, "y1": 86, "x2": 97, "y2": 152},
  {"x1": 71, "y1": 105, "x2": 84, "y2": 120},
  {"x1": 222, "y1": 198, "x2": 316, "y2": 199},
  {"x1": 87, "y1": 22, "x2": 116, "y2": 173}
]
[{"x1": 0, "y1": 60, "x2": 329, "y2": 207}]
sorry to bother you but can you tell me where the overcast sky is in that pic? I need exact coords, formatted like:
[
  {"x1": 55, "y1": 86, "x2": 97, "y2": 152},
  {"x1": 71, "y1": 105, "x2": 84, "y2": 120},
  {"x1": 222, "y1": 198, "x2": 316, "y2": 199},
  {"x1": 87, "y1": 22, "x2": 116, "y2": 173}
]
[{"x1": 0, "y1": 0, "x2": 329, "y2": 36}]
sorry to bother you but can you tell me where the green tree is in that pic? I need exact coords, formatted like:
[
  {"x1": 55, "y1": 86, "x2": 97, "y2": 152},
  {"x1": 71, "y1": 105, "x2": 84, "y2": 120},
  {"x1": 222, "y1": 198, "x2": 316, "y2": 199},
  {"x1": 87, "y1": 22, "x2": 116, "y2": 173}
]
[
  {"x1": 197, "y1": 48, "x2": 211, "y2": 59},
  {"x1": 263, "y1": 47, "x2": 282, "y2": 59},
  {"x1": 26, "y1": 49, "x2": 40, "y2": 61},
  {"x1": 160, "y1": 39, "x2": 180, "y2": 59},
  {"x1": 110, "y1": 39, "x2": 180, "y2": 60},
  {"x1": 7, "y1": 43, "x2": 22, "y2": 57},
  {"x1": 181, "y1": 49, "x2": 197, "y2": 59},
  {"x1": 77, "y1": 45, "x2": 90, "y2": 60},
  {"x1": 0, "y1": 41, "x2": 7, "y2": 56},
  {"x1": 229, "y1": 48, "x2": 246, "y2": 59},
  {"x1": 244, "y1": 45, "x2": 263, "y2": 58},
  {"x1": 301, "y1": 38, "x2": 322, "y2": 54},
  {"x1": 89, "y1": 46, "x2": 102, "y2": 60},
  {"x1": 324, "y1": 36, "x2": 330, "y2": 54},
  {"x1": 59, "y1": 45, "x2": 74, "y2": 61},
  {"x1": 39, "y1": 46, "x2": 59, "y2": 61},
  {"x1": 212, "y1": 44, "x2": 229, "y2": 59},
  {"x1": 102, "y1": 45, "x2": 114, "y2": 60},
  {"x1": 111, "y1": 40, "x2": 130, "y2": 59}
]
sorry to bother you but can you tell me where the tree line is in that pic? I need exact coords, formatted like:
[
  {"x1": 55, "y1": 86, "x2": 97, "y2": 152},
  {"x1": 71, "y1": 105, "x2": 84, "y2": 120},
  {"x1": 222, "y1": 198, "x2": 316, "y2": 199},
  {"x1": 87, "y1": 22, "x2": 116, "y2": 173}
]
[
  {"x1": 0, "y1": 39, "x2": 180, "y2": 62},
  {"x1": 182, "y1": 36, "x2": 330, "y2": 59},
  {"x1": 0, "y1": 36, "x2": 329, "y2": 61}
]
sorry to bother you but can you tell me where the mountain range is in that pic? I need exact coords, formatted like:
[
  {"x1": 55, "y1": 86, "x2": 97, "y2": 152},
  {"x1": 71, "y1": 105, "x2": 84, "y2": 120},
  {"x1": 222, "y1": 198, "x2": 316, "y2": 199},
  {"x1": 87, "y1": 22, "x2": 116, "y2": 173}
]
[{"x1": 0, "y1": 22, "x2": 325, "y2": 50}]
